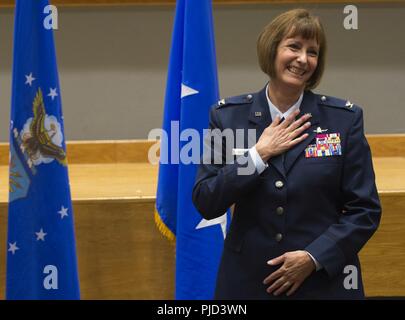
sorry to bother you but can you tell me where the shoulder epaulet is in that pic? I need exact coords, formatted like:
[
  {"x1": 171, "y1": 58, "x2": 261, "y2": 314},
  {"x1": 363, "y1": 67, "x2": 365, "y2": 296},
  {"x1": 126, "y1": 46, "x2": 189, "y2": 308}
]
[
  {"x1": 216, "y1": 93, "x2": 254, "y2": 109},
  {"x1": 317, "y1": 94, "x2": 356, "y2": 112}
]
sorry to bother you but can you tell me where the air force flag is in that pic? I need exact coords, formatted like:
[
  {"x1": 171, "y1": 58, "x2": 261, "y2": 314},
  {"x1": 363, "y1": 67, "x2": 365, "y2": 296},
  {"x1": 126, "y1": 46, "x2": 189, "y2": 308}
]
[{"x1": 6, "y1": 0, "x2": 80, "y2": 299}]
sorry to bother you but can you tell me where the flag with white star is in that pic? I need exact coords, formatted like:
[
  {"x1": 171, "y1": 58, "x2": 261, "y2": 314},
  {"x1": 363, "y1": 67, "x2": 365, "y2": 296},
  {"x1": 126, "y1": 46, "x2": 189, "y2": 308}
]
[
  {"x1": 6, "y1": 0, "x2": 80, "y2": 299},
  {"x1": 155, "y1": 0, "x2": 229, "y2": 299}
]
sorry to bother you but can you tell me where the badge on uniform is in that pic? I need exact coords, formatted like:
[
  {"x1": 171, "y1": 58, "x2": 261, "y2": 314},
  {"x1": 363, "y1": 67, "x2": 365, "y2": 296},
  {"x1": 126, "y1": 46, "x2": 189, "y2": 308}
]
[{"x1": 305, "y1": 132, "x2": 342, "y2": 158}]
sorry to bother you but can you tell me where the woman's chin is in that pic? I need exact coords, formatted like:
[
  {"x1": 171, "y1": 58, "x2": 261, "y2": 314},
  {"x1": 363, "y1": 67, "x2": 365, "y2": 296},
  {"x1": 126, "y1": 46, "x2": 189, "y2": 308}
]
[{"x1": 281, "y1": 77, "x2": 306, "y2": 90}]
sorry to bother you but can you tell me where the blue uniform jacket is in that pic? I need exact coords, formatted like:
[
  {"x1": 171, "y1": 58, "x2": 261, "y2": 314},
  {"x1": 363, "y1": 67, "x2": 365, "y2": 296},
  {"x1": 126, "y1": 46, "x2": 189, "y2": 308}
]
[{"x1": 192, "y1": 86, "x2": 381, "y2": 299}]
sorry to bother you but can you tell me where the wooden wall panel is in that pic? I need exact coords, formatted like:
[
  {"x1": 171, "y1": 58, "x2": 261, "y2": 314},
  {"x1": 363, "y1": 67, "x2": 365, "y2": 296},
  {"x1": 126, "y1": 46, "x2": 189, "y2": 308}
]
[
  {"x1": 368, "y1": 134, "x2": 405, "y2": 158},
  {"x1": 360, "y1": 193, "x2": 405, "y2": 296},
  {"x1": 1, "y1": 135, "x2": 404, "y2": 298},
  {"x1": 0, "y1": 200, "x2": 175, "y2": 299},
  {"x1": 66, "y1": 140, "x2": 157, "y2": 164},
  {"x1": 1, "y1": 192, "x2": 404, "y2": 298},
  {"x1": 0, "y1": 144, "x2": 7, "y2": 167},
  {"x1": 74, "y1": 200, "x2": 174, "y2": 299},
  {"x1": 1, "y1": 134, "x2": 404, "y2": 166},
  {"x1": 0, "y1": 140, "x2": 158, "y2": 165}
]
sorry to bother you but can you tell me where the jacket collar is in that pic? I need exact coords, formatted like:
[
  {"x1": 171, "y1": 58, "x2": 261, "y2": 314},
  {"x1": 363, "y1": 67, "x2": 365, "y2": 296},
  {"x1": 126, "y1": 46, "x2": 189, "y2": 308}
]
[{"x1": 248, "y1": 86, "x2": 321, "y2": 178}]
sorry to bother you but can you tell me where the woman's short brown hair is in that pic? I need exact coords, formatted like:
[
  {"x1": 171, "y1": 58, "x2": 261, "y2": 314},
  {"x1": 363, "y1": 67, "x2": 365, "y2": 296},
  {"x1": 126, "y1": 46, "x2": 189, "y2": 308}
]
[{"x1": 257, "y1": 9, "x2": 326, "y2": 90}]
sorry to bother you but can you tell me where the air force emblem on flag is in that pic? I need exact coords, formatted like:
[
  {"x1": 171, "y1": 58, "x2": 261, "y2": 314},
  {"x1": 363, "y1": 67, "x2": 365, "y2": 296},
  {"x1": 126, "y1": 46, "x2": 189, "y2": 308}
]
[
  {"x1": 10, "y1": 87, "x2": 67, "y2": 176},
  {"x1": 9, "y1": 88, "x2": 67, "y2": 203},
  {"x1": 20, "y1": 88, "x2": 66, "y2": 167}
]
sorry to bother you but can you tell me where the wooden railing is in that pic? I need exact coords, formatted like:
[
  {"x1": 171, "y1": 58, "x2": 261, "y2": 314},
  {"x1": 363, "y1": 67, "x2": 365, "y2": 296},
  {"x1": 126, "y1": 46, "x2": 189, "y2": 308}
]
[{"x1": 2, "y1": 134, "x2": 405, "y2": 166}]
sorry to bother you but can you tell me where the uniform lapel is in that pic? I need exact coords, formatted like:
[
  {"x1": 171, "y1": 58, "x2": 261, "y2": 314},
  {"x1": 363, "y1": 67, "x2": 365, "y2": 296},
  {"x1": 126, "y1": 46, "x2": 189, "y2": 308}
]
[
  {"x1": 248, "y1": 86, "x2": 286, "y2": 178},
  {"x1": 284, "y1": 90, "x2": 320, "y2": 175}
]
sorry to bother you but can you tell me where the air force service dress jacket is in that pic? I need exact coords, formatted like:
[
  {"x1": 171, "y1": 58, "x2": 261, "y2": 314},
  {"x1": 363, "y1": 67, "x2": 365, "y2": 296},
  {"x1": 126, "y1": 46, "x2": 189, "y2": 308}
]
[{"x1": 192, "y1": 85, "x2": 381, "y2": 299}]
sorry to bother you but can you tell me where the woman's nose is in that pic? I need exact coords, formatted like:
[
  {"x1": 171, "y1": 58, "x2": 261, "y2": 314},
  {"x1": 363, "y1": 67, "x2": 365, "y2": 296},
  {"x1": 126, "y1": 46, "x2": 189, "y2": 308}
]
[{"x1": 296, "y1": 51, "x2": 308, "y2": 64}]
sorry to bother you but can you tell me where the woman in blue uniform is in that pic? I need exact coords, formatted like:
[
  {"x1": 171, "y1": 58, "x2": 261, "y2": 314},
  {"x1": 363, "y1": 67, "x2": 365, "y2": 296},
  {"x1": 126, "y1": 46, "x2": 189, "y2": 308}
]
[{"x1": 192, "y1": 9, "x2": 381, "y2": 299}]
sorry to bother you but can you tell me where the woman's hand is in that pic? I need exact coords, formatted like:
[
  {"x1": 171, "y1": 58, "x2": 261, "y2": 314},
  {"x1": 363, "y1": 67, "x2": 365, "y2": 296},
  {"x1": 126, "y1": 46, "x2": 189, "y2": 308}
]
[
  {"x1": 263, "y1": 250, "x2": 316, "y2": 296},
  {"x1": 255, "y1": 110, "x2": 312, "y2": 162}
]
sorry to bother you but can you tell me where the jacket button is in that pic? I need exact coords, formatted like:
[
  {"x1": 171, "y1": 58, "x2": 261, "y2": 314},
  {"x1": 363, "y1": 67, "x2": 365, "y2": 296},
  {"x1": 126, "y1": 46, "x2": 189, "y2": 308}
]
[
  {"x1": 276, "y1": 207, "x2": 284, "y2": 215},
  {"x1": 275, "y1": 233, "x2": 283, "y2": 242},
  {"x1": 275, "y1": 180, "x2": 284, "y2": 189}
]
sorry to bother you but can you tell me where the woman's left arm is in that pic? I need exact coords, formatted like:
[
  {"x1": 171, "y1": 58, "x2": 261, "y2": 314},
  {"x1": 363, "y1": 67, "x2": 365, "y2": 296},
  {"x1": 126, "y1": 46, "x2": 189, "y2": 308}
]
[
  {"x1": 264, "y1": 106, "x2": 382, "y2": 296},
  {"x1": 305, "y1": 105, "x2": 382, "y2": 278}
]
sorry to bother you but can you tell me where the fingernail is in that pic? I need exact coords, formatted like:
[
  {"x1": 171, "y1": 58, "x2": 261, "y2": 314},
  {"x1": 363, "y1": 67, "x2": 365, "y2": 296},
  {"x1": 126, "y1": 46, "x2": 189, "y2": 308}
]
[
  {"x1": 267, "y1": 260, "x2": 273, "y2": 265},
  {"x1": 306, "y1": 113, "x2": 312, "y2": 117}
]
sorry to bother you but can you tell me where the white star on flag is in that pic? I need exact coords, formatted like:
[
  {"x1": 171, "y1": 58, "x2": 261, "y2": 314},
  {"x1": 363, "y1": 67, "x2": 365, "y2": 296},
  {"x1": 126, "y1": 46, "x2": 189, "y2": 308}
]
[
  {"x1": 58, "y1": 206, "x2": 69, "y2": 219},
  {"x1": 35, "y1": 228, "x2": 47, "y2": 241},
  {"x1": 48, "y1": 88, "x2": 58, "y2": 100},
  {"x1": 181, "y1": 83, "x2": 199, "y2": 98},
  {"x1": 25, "y1": 73, "x2": 36, "y2": 86},
  {"x1": 196, "y1": 212, "x2": 227, "y2": 239},
  {"x1": 8, "y1": 242, "x2": 19, "y2": 255}
]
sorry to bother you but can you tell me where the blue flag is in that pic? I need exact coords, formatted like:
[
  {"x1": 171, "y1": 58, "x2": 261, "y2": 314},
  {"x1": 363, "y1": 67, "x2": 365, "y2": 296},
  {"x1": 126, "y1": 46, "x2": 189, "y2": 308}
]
[
  {"x1": 155, "y1": 0, "x2": 228, "y2": 299},
  {"x1": 6, "y1": 0, "x2": 80, "y2": 299}
]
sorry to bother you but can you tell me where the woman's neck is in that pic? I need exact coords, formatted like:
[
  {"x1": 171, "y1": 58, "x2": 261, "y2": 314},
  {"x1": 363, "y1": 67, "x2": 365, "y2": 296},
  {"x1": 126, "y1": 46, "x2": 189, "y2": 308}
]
[{"x1": 268, "y1": 81, "x2": 303, "y2": 113}]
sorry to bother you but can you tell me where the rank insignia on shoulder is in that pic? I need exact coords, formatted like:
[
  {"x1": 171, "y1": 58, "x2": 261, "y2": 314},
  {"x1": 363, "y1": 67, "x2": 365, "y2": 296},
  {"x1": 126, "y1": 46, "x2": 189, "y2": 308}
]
[
  {"x1": 218, "y1": 99, "x2": 226, "y2": 106},
  {"x1": 318, "y1": 94, "x2": 355, "y2": 112},
  {"x1": 305, "y1": 133, "x2": 342, "y2": 158},
  {"x1": 216, "y1": 94, "x2": 254, "y2": 109}
]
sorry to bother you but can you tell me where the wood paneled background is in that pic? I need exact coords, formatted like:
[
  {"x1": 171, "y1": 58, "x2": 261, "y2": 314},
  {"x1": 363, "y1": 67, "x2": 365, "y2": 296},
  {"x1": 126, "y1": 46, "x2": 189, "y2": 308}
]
[{"x1": 0, "y1": 136, "x2": 404, "y2": 298}]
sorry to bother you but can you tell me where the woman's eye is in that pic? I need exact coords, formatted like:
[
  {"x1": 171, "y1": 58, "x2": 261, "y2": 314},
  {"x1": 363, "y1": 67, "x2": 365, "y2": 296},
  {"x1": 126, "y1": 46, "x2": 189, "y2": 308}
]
[
  {"x1": 308, "y1": 51, "x2": 318, "y2": 57},
  {"x1": 289, "y1": 44, "x2": 299, "y2": 50}
]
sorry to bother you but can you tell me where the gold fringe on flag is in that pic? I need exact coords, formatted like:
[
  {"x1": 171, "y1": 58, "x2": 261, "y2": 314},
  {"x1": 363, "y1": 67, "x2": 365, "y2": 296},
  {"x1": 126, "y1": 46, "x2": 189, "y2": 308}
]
[{"x1": 154, "y1": 209, "x2": 175, "y2": 243}]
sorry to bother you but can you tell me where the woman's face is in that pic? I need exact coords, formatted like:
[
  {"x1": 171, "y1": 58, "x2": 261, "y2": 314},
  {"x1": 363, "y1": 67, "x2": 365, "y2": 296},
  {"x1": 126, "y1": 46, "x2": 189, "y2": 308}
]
[{"x1": 273, "y1": 35, "x2": 319, "y2": 90}]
